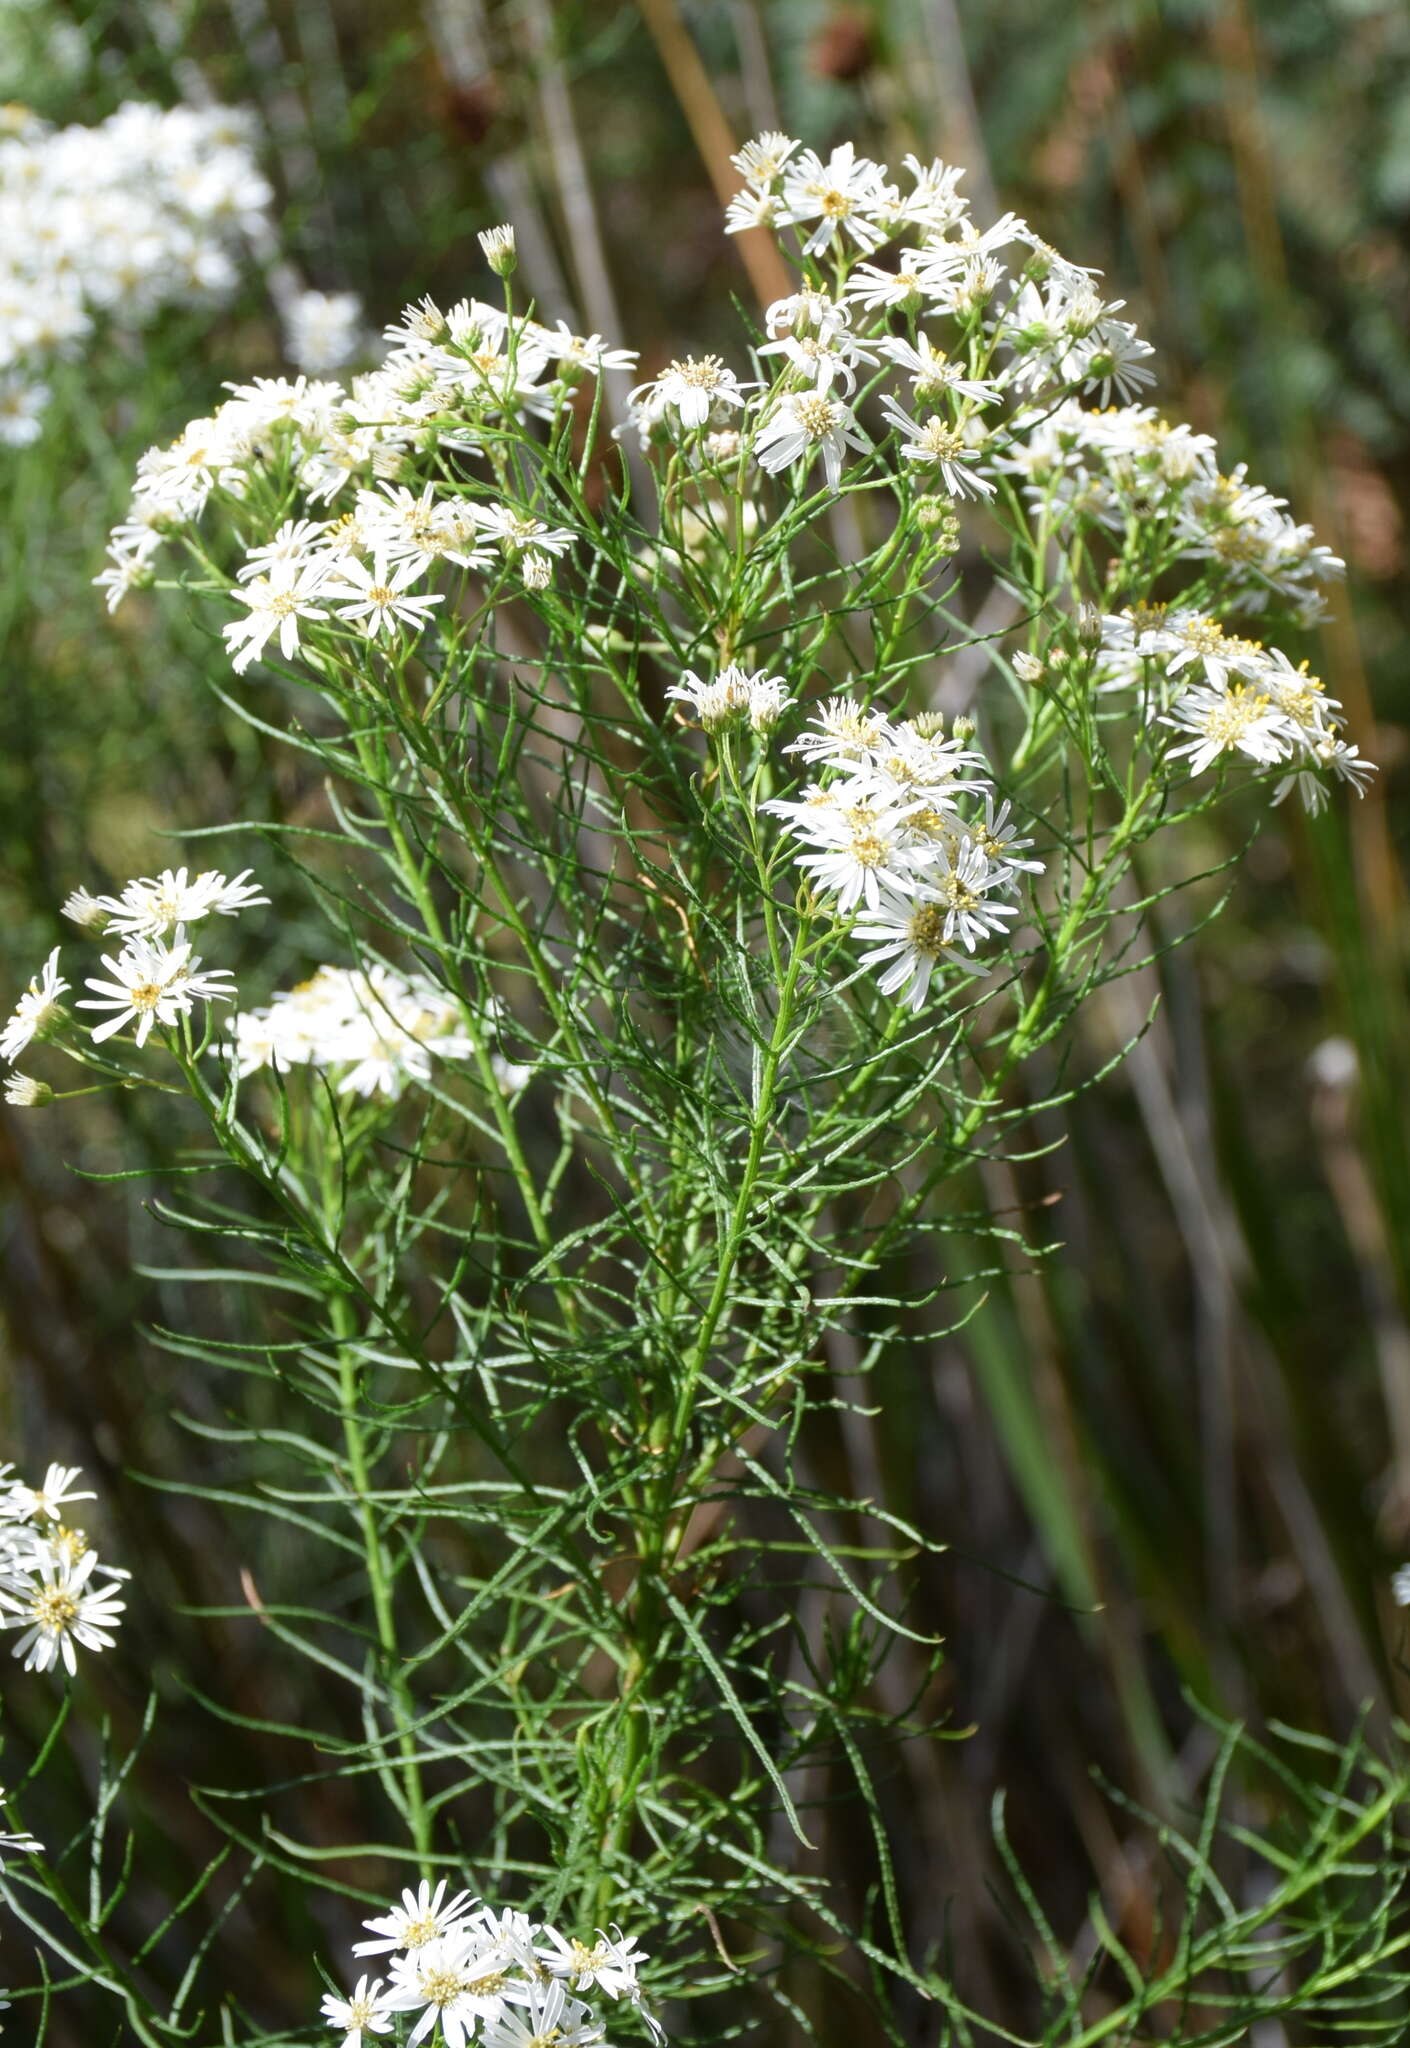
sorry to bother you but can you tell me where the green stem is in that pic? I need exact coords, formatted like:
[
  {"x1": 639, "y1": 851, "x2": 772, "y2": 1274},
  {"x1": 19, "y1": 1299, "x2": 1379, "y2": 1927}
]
[{"x1": 329, "y1": 1282, "x2": 432, "y2": 1866}]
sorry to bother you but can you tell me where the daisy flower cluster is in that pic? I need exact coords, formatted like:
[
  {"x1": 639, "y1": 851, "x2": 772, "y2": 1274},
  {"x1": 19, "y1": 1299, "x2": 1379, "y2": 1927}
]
[
  {"x1": 318, "y1": 1880, "x2": 661, "y2": 2048},
  {"x1": 0, "y1": 100, "x2": 270, "y2": 446},
  {"x1": 761, "y1": 692, "x2": 1043, "y2": 1010},
  {"x1": 621, "y1": 133, "x2": 1157, "y2": 497},
  {"x1": 1097, "y1": 601, "x2": 1375, "y2": 811},
  {"x1": 0, "y1": 865, "x2": 263, "y2": 1099},
  {"x1": 99, "y1": 284, "x2": 631, "y2": 627},
  {"x1": 224, "y1": 962, "x2": 527, "y2": 1102},
  {"x1": 0, "y1": 1462, "x2": 126, "y2": 1676},
  {"x1": 1002, "y1": 401, "x2": 1345, "y2": 626}
]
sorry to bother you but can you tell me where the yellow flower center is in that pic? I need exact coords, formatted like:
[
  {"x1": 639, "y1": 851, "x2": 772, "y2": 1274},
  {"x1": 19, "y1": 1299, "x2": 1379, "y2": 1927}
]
[
  {"x1": 31, "y1": 1586, "x2": 79, "y2": 1633},
  {"x1": 421, "y1": 1964, "x2": 467, "y2": 2006},
  {"x1": 794, "y1": 395, "x2": 838, "y2": 438},
  {"x1": 672, "y1": 355, "x2": 725, "y2": 389},
  {"x1": 1199, "y1": 684, "x2": 1271, "y2": 747},
  {"x1": 908, "y1": 905, "x2": 950, "y2": 956}
]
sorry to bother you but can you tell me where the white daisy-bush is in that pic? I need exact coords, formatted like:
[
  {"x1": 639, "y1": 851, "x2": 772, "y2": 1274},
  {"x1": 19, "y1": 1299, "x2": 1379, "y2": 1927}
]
[
  {"x1": 0, "y1": 101, "x2": 269, "y2": 445},
  {"x1": 0, "y1": 133, "x2": 1387, "y2": 2045}
]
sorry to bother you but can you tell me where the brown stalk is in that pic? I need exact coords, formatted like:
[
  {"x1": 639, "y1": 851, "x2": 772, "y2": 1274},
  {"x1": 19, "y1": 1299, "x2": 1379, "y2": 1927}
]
[{"x1": 633, "y1": 0, "x2": 795, "y2": 308}]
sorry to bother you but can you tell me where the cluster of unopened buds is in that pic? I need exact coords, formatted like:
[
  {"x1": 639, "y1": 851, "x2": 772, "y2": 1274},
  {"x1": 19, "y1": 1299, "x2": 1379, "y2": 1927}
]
[
  {"x1": 0, "y1": 1462, "x2": 125, "y2": 1676},
  {"x1": 318, "y1": 1881, "x2": 662, "y2": 2048}
]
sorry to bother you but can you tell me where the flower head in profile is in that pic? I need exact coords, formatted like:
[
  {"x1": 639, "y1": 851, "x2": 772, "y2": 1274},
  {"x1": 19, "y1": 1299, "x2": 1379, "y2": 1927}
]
[
  {"x1": 483, "y1": 1979, "x2": 604, "y2": 2048},
  {"x1": 668, "y1": 665, "x2": 792, "y2": 735},
  {"x1": 0, "y1": 948, "x2": 68, "y2": 1063},
  {"x1": 0, "y1": 1803, "x2": 42, "y2": 1873},
  {"x1": 95, "y1": 867, "x2": 268, "y2": 940},
  {"x1": 9, "y1": 1465, "x2": 95, "y2": 1524},
  {"x1": 353, "y1": 1878, "x2": 478, "y2": 1957},
  {"x1": 478, "y1": 224, "x2": 517, "y2": 278}
]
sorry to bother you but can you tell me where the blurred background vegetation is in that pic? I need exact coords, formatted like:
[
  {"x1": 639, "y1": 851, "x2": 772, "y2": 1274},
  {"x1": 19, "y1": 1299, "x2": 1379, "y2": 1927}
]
[{"x1": 4, "y1": 0, "x2": 1410, "y2": 2040}]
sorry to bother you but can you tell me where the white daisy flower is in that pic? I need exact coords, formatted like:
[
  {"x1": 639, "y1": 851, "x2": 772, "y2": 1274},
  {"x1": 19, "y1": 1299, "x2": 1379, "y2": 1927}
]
[
  {"x1": 320, "y1": 1974, "x2": 394, "y2": 2047},
  {"x1": 384, "y1": 1929, "x2": 518, "y2": 2047},
  {"x1": 879, "y1": 396, "x2": 993, "y2": 499},
  {"x1": 845, "y1": 256, "x2": 928, "y2": 311},
  {"x1": 237, "y1": 517, "x2": 331, "y2": 579},
  {"x1": 763, "y1": 286, "x2": 853, "y2": 343},
  {"x1": 968, "y1": 796, "x2": 1045, "y2": 879},
  {"x1": 728, "y1": 131, "x2": 802, "y2": 189},
  {"x1": 758, "y1": 323, "x2": 875, "y2": 394},
  {"x1": 536, "y1": 1924, "x2": 649, "y2": 2003},
  {"x1": 753, "y1": 391, "x2": 868, "y2": 491},
  {"x1": 483, "y1": 1980, "x2": 603, "y2": 2048},
  {"x1": 0, "y1": 948, "x2": 68, "y2": 1063},
  {"x1": 790, "y1": 797, "x2": 927, "y2": 912},
  {"x1": 783, "y1": 695, "x2": 894, "y2": 768},
  {"x1": 353, "y1": 1879, "x2": 478, "y2": 1956},
  {"x1": 778, "y1": 142, "x2": 895, "y2": 256},
  {"x1": 848, "y1": 883, "x2": 977, "y2": 1009},
  {"x1": 325, "y1": 552, "x2": 444, "y2": 640},
  {"x1": 96, "y1": 867, "x2": 267, "y2": 939},
  {"x1": 77, "y1": 928, "x2": 236, "y2": 1047},
  {"x1": 1160, "y1": 682, "x2": 1293, "y2": 777},
  {"x1": 0, "y1": 1548, "x2": 125, "y2": 1676},
  {"x1": 924, "y1": 835, "x2": 1021, "y2": 952},
  {"x1": 629, "y1": 354, "x2": 753, "y2": 432},
  {"x1": 222, "y1": 559, "x2": 331, "y2": 673},
  {"x1": 9, "y1": 1464, "x2": 94, "y2": 1522}
]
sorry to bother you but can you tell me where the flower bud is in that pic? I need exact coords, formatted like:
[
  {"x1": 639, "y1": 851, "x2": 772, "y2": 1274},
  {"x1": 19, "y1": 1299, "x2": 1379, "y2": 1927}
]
[
  {"x1": 4, "y1": 1075, "x2": 52, "y2": 1108},
  {"x1": 61, "y1": 889, "x2": 110, "y2": 933},
  {"x1": 478, "y1": 225, "x2": 517, "y2": 279}
]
